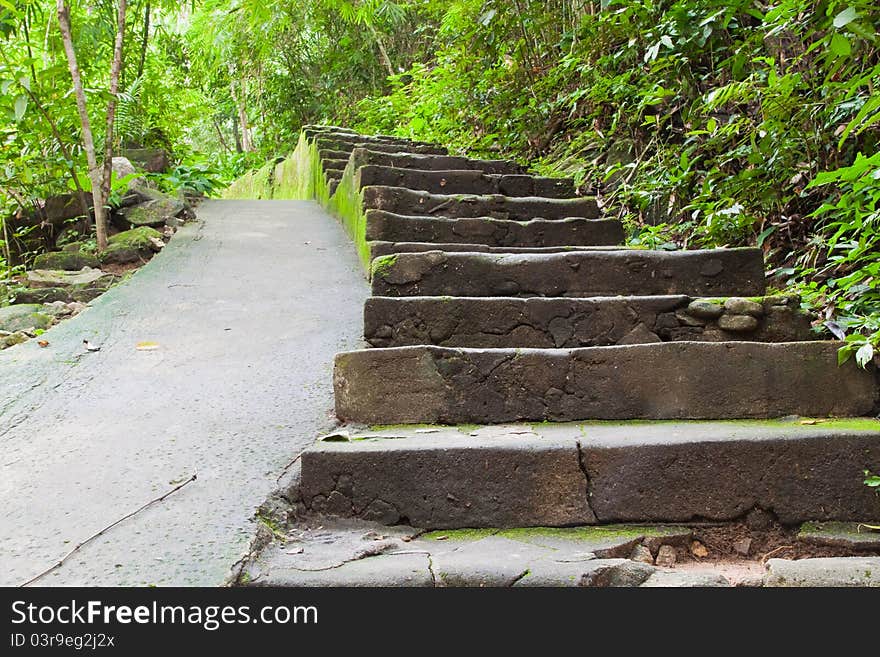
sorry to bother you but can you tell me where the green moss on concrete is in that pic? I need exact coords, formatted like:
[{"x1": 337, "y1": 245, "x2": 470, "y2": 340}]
[
  {"x1": 370, "y1": 254, "x2": 398, "y2": 279},
  {"x1": 421, "y1": 524, "x2": 688, "y2": 543},
  {"x1": 422, "y1": 529, "x2": 497, "y2": 541}
]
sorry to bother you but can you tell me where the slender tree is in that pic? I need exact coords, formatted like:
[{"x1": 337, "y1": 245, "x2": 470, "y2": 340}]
[{"x1": 57, "y1": 0, "x2": 128, "y2": 251}]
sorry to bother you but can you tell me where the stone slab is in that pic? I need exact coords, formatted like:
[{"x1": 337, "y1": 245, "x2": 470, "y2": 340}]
[
  {"x1": 333, "y1": 342, "x2": 877, "y2": 423},
  {"x1": 361, "y1": 186, "x2": 599, "y2": 219},
  {"x1": 314, "y1": 138, "x2": 447, "y2": 156},
  {"x1": 798, "y1": 521, "x2": 880, "y2": 550},
  {"x1": 299, "y1": 431, "x2": 594, "y2": 528},
  {"x1": 367, "y1": 242, "x2": 625, "y2": 260},
  {"x1": 295, "y1": 421, "x2": 880, "y2": 528},
  {"x1": 363, "y1": 295, "x2": 814, "y2": 348},
  {"x1": 370, "y1": 249, "x2": 766, "y2": 298},
  {"x1": 355, "y1": 166, "x2": 576, "y2": 198},
  {"x1": 364, "y1": 211, "x2": 624, "y2": 247},
  {"x1": 764, "y1": 557, "x2": 880, "y2": 586}
]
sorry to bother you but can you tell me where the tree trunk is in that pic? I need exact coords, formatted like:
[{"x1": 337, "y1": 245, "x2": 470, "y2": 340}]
[
  {"x1": 57, "y1": 0, "x2": 109, "y2": 251},
  {"x1": 230, "y1": 76, "x2": 253, "y2": 152},
  {"x1": 137, "y1": 0, "x2": 150, "y2": 79},
  {"x1": 232, "y1": 112, "x2": 242, "y2": 153},
  {"x1": 99, "y1": 0, "x2": 128, "y2": 213},
  {"x1": 366, "y1": 23, "x2": 395, "y2": 77}
]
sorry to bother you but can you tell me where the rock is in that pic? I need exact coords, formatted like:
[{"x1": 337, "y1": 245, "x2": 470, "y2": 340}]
[
  {"x1": 0, "y1": 304, "x2": 54, "y2": 332},
  {"x1": 580, "y1": 560, "x2": 655, "y2": 587},
  {"x1": 122, "y1": 147, "x2": 170, "y2": 173},
  {"x1": 630, "y1": 544, "x2": 654, "y2": 564},
  {"x1": 617, "y1": 322, "x2": 662, "y2": 345},
  {"x1": 42, "y1": 301, "x2": 73, "y2": 317},
  {"x1": 717, "y1": 314, "x2": 759, "y2": 332},
  {"x1": 66, "y1": 301, "x2": 87, "y2": 315},
  {"x1": 111, "y1": 156, "x2": 137, "y2": 180},
  {"x1": 687, "y1": 298, "x2": 725, "y2": 319},
  {"x1": 765, "y1": 557, "x2": 880, "y2": 587},
  {"x1": 11, "y1": 287, "x2": 71, "y2": 304},
  {"x1": 27, "y1": 267, "x2": 113, "y2": 290},
  {"x1": 641, "y1": 571, "x2": 731, "y2": 587},
  {"x1": 55, "y1": 227, "x2": 87, "y2": 248},
  {"x1": 122, "y1": 196, "x2": 186, "y2": 227},
  {"x1": 2, "y1": 331, "x2": 30, "y2": 348},
  {"x1": 32, "y1": 250, "x2": 99, "y2": 271},
  {"x1": 691, "y1": 540, "x2": 709, "y2": 558},
  {"x1": 0, "y1": 283, "x2": 8, "y2": 305},
  {"x1": 733, "y1": 537, "x2": 752, "y2": 556},
  {"x1": 100, "y1": 226, "x2": 164, "y2": 264},
  {"x1": 655, "y1": 544, "x2": 677, "y2": 567},
  {"x1": 42, "y1": 192, "x2": 92, "y2": 225},
  {"x1": 674, "y1": 309, "x2": 706, "y2": 327},
  {"x1": 724, "y1": 297, "x2": 764, "y2": 316}
]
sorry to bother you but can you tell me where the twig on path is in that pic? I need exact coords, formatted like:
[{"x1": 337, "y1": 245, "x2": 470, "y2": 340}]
[
  {"x1": 20, "y1": 474, "x2": 198, "y2": 587},
  {"x1": 760, "y1": 545, "x2": 794, "y2": 565}
]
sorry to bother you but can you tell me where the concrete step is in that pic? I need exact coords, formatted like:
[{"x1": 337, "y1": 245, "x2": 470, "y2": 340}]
[
  {"x1": 317, "y1": 149, "x2": 352, "y2": 162},
  {"x1": 362, "y1": 186, "x2": 599, "y2": 219},
  {"x1": 323, "y1": 167, "x2": 345, "y2": 180},
  {"x1": 320, "y1": 158, "x2": 350, "y2": 171},
  {"x1": 370, "y1": 248, "x2": 766, "y2": 298},
  {"x1": 297, "y1": 420, "x2": 880, "y2": 528},
  {"x1": 333, "y1": 342, "x2": 877, "y2": 424},
  {"x1": 350, "y1": 147, "x2": 524, "y2": 174},
  {"x1": 309, "y1": 129, "x2": 438, "y2": 148},
  {"x1": 367, "y1": 242, "x2": 626, "y2": 260},
  {"x1": 364, "y1": 210, "x2": 623, "y2": 248},
  {"x1": 314, "y1": 137, "x2": 448, "y2": 156},
  {"x1": 363, "y1": 294, "x2": 814, "y2": 348},
  {"x1": 355, "y1": 166, "x2": 577, "y2": 198}
]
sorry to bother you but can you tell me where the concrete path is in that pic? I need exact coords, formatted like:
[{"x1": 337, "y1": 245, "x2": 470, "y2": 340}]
[{"x1": 0, "y1": 200, "x2": 369, "y2": 586}]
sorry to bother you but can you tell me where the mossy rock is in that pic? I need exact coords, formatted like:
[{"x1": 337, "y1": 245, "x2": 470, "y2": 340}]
[
  {"x1": 101, "y1": 227, "x2": 163, "y2": 264},
  {"x1": 121, "y1": 196, "x2": 185, "y2": 227},
  {"x1": 11, "y1": 286, "x2": 71, "y2": 304},
  {"x1": 0, "y1": 304, "x2": 54, "y2": 332},
  {"x1": 27, "y1": 267, "x2": 114, "y2": 289},
  {"x1": 32, "y1": 250, "x2": 99, "y2": 271}
]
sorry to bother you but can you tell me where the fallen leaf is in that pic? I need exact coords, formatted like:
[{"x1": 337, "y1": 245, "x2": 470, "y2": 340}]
[
  {"x1": 320, "y1": 430, "x2": 351, "y2": 442},
  {"x1": 37, "y1": 340, "x2": 49, "y2": 348},
  {"x1": 285, "y1": 547, "x2": 304, "y2": 555},
  {"x1": 136, "y1": 341, "x2": 160, "y2": 351},
  {"x1": 434, "y1": 535, "x2": 449, "y2": 541}
]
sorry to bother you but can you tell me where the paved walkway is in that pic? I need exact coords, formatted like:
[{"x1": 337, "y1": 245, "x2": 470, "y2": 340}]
[{"x1": 0, "y1": 200, "x2": 369, "y2": 586}]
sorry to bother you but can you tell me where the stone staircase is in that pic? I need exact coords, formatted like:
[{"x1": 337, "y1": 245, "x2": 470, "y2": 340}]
[{"x1": 282, "y1": 125, "x2": 880, "y2": 535}]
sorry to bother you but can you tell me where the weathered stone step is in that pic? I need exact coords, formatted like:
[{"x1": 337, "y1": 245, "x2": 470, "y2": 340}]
[
  {"x1": 365, "y1": 210, "x2": 624, "y2": 248},
  {"x1": 362, "y1": 186, "x2": 599, "y2": 220},
  {"x1": 320, "y1": 158, "x2": 350, "y2": 171},
  {"x1": 371, "y1": 248, "x2": 766, "y2": 298},
  {"x1": 317, "y1": 149, "x2": 353, "y2": 162},
  {"x1": 334, "y1": 342, "x2": 876, "y2": 424},
  {"x1": 298, "y1": 420, "x2": 880, "y2": 528},
  {"x1": 367, "y1": 242, "x2": 623, "y2": 260},
  {"x1": 363, "y1": 295, "x2": 814, "y2": 348},
  {"x1": 309, "y1": 130, "x2": 437, "y2": 149},
  {"x1": 323, "y1": 167, "x2": 345, "y2": 180},
  {"x1": 314, "y1": 138, "x2": 448, "y2": 156},
  {"x1": 355, "y1": 166, "x2": 577, "y2": 198},
  {"x1": 350, "y1": 147, "x2": 524, "y2": 174}
]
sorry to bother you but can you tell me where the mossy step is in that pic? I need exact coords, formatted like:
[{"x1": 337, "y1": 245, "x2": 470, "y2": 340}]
[
  {"x1": 299, "y1": 419, "x2": 880, "y2": 528},
  {"x1": 367, "y1": 241, "x2": 626, "y2": 260},
  {"x1": 355, "y1": 165, "x2": 577, "y2": 198},
  {"x1": 361, "y1": 186, "x2": 600, "y2": 220},
  {"x1": 363, "y1": 210, "x2": 624, "y2": 248},
  {"x1": 369, "y1": 248, "x2": 766, "y2": 298},
  {"x1": 350, "y1": 147, "x2": 524, "y2": 174},
  {"x1": 313, "y1": 137, "x2": 447, "y2": 156},
  {"x1": 363, "y1": 294, "x2": 814, "y2": 348}
]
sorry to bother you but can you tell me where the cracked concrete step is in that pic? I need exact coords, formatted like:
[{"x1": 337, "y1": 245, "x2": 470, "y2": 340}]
[
  {"x1": 314, "y1": 137, "x2": 448, "y2": 156},
  {"x1": 333, "y1": 342, "x2": 877, "y2": 424},
  {"x1": 363, "y1": 295, "x2": 814, "y2": 348},
  {"x1": 296, "y1": 420, "x2": 880, "y2": 528},
  {"x1": 367, "y1": 242, "x2": 628, "y2": 260},
  {"x1": 364, "y1": 210, "x2": 624, "y2": 248},
  {"x1": 354, "y1": 165, "x2": 577, "y2": 198},
  {"x1": 350, "y1": 147, "x2": 524, "y2": 174},
  {"x1": 370, "y1": 248, "x2": 766, "y2": 298},
  {"x1": 362, "y1": 186, "x2": 600, "y2": 219},
  {"x1": 243, "y1": 519, "x2": 722, "y2": 587}
]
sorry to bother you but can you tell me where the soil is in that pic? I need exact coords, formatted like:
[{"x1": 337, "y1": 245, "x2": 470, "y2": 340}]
[{"x1": 661, "y1": 521, "x2": 880, "y2": 586}]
